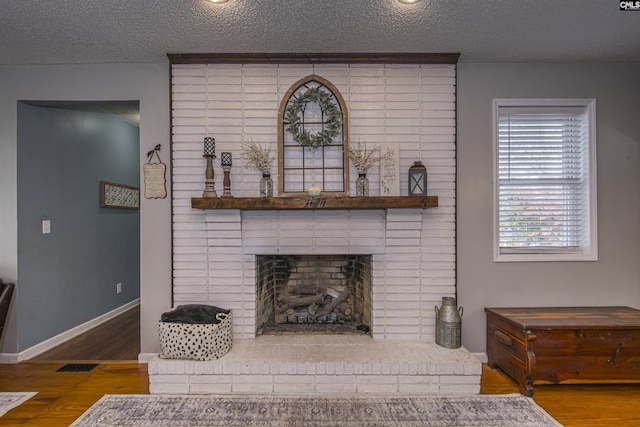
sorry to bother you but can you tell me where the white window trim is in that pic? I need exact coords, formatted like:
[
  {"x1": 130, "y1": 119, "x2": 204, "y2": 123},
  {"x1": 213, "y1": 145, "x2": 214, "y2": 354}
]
[{"x1": 492, "y1": 98, "x2": 598, "y2": 262}]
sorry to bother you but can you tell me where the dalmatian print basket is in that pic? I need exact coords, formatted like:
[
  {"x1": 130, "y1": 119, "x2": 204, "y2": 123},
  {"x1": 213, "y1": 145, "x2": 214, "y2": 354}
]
[{"x1": 158, "y1": 312, "x2": 232, "y2": 361}]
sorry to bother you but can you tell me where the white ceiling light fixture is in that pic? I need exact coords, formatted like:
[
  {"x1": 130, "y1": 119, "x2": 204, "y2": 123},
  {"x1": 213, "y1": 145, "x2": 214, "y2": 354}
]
[
  {"x1": 398, "y1": 0, "x2": 421, "y2": 3},
  {"x1": 208, "y1": 0, "x2": 229, "y2": 3}
]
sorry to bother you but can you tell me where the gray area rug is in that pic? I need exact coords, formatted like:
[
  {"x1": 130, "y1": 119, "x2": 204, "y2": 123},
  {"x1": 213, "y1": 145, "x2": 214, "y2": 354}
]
[
  {"x1": 0, "y1": 392, "x2": 37, "y2": 417},
  {"x1": 70, "y1": 393, "x2": 563, "y2": 426}
]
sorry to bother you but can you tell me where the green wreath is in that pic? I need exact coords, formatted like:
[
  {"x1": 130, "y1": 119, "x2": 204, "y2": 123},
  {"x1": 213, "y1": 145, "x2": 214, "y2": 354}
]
[{"x1": 284, "y1": 86, "x2": 342, "y2": 149}]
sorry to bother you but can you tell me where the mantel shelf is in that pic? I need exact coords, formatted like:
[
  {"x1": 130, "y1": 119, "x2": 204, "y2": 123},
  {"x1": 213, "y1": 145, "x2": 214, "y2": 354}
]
[{"x1": 191, "y1": 196, "x2": 438, "y2": 210}]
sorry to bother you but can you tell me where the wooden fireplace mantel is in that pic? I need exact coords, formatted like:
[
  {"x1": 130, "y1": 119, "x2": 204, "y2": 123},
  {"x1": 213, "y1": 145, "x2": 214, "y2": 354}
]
[{"x1": 191, "y1": 196, "x2": 438, "y2": 210}]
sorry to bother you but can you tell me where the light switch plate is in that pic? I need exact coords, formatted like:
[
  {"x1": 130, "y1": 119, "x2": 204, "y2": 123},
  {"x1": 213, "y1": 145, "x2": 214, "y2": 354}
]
[{"x1": 42, "y1": 220, "x2": 51, "y2": 234}]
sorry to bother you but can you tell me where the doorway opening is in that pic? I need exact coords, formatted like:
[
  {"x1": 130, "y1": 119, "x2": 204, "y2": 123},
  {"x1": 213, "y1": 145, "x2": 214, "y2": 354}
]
[{"x1": 17, "y1": 100, "x2": 141, "y2": 361}]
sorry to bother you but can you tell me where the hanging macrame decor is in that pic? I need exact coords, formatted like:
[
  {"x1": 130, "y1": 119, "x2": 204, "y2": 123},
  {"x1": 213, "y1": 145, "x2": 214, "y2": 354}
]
[{"x1": 143, "y1": 144, "x2": 167, "y2": 199}]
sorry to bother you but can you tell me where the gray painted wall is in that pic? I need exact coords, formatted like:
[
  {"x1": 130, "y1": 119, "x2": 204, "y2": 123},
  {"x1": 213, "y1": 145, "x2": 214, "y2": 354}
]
[
  {"x1": 457, "y1": 63, "x2": 640, "y2": 353},
  {"x1": 16, "y1": 103, "x2": 140, "y2": 349},
  {"x1": 1, "y1": 61, "x2": 638, "y2": 358},
  {"x1": 0, "y1": 63, "x2": 171, "y2": 356}
]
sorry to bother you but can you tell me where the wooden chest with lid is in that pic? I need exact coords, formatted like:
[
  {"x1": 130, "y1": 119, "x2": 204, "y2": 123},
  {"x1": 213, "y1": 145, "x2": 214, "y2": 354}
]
[{"x1": 485, "y1": 306, "x2": 640, "y2": 396}]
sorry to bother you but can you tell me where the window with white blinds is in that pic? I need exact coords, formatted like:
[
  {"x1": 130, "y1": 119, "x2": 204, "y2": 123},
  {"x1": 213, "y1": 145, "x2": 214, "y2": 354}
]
[{"x1": 493, "y1": 99, "x2": 598, "y2": 262}]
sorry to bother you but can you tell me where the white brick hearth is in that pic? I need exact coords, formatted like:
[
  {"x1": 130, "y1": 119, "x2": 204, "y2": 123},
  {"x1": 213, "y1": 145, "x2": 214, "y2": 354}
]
[
  {"x1": 149, "y1": 336, "x2": 481, "y2": 395},
  {"x1": 158, "y1": 62, "x2": 475, "y2": 395}
]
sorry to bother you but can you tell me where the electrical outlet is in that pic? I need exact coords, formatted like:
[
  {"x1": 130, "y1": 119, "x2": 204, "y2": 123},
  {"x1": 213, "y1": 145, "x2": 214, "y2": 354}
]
[
  {"x1": 116, "y1": 282, "x2": 122, "y2": 294},
  {"x1": 42, "y1": 220, "x2": 51, "y2": 234}
]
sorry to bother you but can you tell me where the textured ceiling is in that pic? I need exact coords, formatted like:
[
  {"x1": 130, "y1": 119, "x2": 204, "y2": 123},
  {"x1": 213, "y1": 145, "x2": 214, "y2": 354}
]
[{"x1": 1, "y1": 0, "x2": 639, "y2": 65}]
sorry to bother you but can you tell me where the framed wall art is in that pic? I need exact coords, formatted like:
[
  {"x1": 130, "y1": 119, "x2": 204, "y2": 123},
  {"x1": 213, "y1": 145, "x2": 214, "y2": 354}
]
[
  {"x1": 100, "y1": 180, "x2": 140, "y2": 209},
  {"x1": 144, "y1": 144, "x2": 167, "y2": 199}
]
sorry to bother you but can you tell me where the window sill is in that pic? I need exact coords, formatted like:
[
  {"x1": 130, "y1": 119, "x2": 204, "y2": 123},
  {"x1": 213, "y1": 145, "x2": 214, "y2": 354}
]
[{"x1": 494, "y1": 252, "x2": 598, "y2": 262}]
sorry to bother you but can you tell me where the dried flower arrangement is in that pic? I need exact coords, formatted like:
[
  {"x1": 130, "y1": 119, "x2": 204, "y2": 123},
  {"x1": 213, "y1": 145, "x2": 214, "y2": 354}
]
[
  {"x1": 241, "y1": 141, "x2": 275, "y2": 175},
  {"x1": 346, "y1": 141, "x2": 392, "y2": 174}
]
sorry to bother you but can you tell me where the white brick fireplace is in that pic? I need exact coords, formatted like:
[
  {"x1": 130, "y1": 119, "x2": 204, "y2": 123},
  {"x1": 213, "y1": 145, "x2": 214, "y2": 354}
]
[{"x1": 149, "y1": 60, "x2": 481, "y2": 395}]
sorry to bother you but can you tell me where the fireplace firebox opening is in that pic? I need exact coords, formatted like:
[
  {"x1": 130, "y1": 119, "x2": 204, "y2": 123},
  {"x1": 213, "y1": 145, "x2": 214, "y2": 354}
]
[{"x1": 256, "y1": 255, "x2": 372, "y2": 335}]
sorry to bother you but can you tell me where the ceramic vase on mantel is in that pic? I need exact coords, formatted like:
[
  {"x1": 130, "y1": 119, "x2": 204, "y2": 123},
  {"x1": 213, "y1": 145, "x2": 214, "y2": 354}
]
[{"x1": 356, "y1": 173, "x2": 369, "y2": 197}]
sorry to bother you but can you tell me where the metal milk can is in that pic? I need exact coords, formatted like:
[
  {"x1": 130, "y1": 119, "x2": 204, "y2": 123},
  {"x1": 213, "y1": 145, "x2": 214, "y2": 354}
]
[{"x1": 435, "y1": 296, "x2": 463, "y2": 349}]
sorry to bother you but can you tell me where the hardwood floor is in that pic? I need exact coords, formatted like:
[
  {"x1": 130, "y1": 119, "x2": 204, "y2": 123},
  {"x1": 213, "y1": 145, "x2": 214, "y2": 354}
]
[
  {"x1": 0, "y1": 362, "x2": 148, "y2": 426},
  {"x1": 1, "y1": 308, "x2": 638, "y2": 425},
  {"x1": 481, "y1": 365, "x2": 640, "y2": 426},
  {"x1": 0, "y1": 362, "x2": 638, "y2": 426},
  {"x1": 31, "y1": 305, "x2": 140, "y2": 361},
  {"x1": 0, "y1": 305, "x2": 145, "y2": 426}
]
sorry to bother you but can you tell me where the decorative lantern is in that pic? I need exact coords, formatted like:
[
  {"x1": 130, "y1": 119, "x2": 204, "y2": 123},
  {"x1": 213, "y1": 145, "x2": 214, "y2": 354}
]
[{"x1": 408, "y1": 161, "x2": 427, "y2": 196}]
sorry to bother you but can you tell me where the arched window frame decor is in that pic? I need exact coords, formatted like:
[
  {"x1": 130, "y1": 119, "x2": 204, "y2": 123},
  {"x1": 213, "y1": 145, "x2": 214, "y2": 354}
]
[{"x1": 277, "y1": 75, "x2": 349, "y2": 196}]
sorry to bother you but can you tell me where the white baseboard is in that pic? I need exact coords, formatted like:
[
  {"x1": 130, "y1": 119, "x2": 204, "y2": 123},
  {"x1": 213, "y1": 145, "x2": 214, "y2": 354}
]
[
  {"x1": 0, "y1": 299, "x2": 140, "y2": 364},
  {"x1": 138, "y1": 352, "x2": 157, "y2": 364},
  {"x1": 473, "y1": 352, "x2": 488, "y2": 363},
  {"x1": 0, "y1": 353, "x2": 19, "y2": 364}
]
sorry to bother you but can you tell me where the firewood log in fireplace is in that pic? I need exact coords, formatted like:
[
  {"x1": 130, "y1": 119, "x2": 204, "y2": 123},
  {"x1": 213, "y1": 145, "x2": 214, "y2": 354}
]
[
  {"x1": 277, "y1": 294, "x2": 325, "y2": 313},
  {"x1": 308, "y1": 303, "x2": 320, "y2": 316},
  {"x1": 286, "y1": 309, "x2": 312, "y2": 323},
  {"x1": 338, "y1": 302, "x2": 353, "y2": 316},
  {"x1": 275, "y1": 309, "x2": 313, "y2": 324},
  {"x1": 315, "y1": 291, "x2": 351, "y2": 317},
  {"x1": 324, "y1": 287, "x2": 342, "y2": 299},
  {"x1": 273, "y1": 285, "x2": 357, "y2": 325}
]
